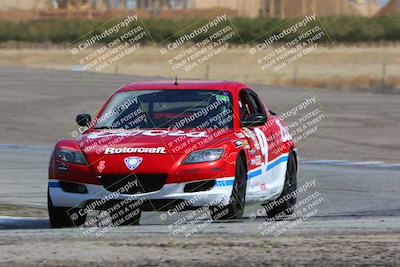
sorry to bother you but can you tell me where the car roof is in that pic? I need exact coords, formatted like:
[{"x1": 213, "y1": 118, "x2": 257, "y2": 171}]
[{"x1": 117, "y1": 80, "x2": 248, "y2": 94}]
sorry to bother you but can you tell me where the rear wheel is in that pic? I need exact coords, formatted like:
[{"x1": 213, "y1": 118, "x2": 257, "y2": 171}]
[
  {"x1": 264, "y1": 152, "x2": 297, "y2": 218},
  {"x1": 47, "y1": 190, "x2": 87, "y2": 228},
  {"x1": 210, "y1": 156, "x2": 247, "y2": 220}
]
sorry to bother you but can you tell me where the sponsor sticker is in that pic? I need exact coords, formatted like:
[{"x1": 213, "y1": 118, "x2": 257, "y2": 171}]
[
  {"x1": 260, "y1": 183, "x2": 267, "y2": 191},
  {"x1": 235, "y1": 132, "x2": 246, "y2": 139},
  {"x1": 232, "y1": 140, "x2": 243, "y2": 148},
  {"x1": 242, "y1": 140, "x2": 250, "y2": 149},
  {"x1": 216, "y1": 95, "x2": 229, "y2": 102},
  {"x1": 88, "y1": 130, "x2": 208, "y2": 140},
  {"x1": 104, "y1": 147, "x2": 166, "y2": 154},
  {"x1": 97, "y1": 160, "x2": 106, "y2": 173},
  {"x1": 255, "y1": 155, "x2": 262, "y2": 166},
  {"x1": 243, "y1": 128, "x2": 261, "y2": 150}
]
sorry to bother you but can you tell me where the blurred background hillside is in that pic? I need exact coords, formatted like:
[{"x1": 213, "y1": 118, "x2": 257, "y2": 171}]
[
  {"x1": 0, "y1": 0, "x2": 398, "y2": 20},
  {"x1": 0, "y1": 0, "x2": 399, "y2": 93}
]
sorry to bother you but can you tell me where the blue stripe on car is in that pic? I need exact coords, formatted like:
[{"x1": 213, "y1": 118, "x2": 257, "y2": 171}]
[
  {"x1": 266, "y1": 155, "x2": 288, "y2": 171},
  {"x1": 215, "y1": 180, "x2": 234, "y2": 187},
  {"x1": 248, "y1": 169, "x2": 262, "y2": 179},
  {"x1": 48, "y1": 181, "x2": 60, "y2": 188},
  {"x1": 214, "y1": 154, "x2": 289, "y2": 187},
  {"x1": 248, "y1": 155, "x2": 288, "y2": 180}
]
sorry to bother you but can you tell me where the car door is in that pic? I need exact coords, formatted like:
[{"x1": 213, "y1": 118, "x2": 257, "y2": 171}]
[
  {"x1": 246, "y1": 90, "x2": 290, "y2": 201},
  {"x1": 238, "y1": 89, "x2": 273, "y2": 201}
]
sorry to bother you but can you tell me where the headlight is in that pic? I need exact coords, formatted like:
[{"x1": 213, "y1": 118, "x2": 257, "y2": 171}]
[
  {"x1": 183, "y1": 149, "x2": 224, "y2": 164},
  {"x1": 55, "y1": 149, "x2": 87, "y2": 165}
]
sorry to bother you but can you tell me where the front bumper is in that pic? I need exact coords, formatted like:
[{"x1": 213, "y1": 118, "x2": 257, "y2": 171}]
[{"x1": 48, "y1": 177, "x2": 234, "y2": 211}]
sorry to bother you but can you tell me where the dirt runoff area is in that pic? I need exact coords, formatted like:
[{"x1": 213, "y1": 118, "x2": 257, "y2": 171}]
[
  {"x1": 0, "y1": 232, "x2": 398, "y2": 266},
  {"x1": 0, "y1": 204, "x2": 47, "y2": 218}
]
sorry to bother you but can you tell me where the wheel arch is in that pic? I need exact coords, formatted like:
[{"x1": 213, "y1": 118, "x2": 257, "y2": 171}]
[
  {"x1": 290, "y1": 149, "x2": 298, "y2": 171},
  {"x1": 238, "y1": 150, "x2": 248, "y2": 173}
]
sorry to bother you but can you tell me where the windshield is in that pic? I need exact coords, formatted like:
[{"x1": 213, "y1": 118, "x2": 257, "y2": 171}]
[{"x1": 94, "y1": 90, "x2": 233, "y2": 130}]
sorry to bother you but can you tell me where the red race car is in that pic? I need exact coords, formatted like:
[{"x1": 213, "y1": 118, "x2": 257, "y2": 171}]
[{"x1": 48, "y1": 80, "x2": 297, "y2": 227}]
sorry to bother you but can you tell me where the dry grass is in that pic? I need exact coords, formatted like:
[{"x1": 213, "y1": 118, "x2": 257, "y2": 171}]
[
  {"x1": 0, "y1": 45, "x2": 399, "y2": 92},
  {"x1": 275, "y1": 75, "x2": 400, "y2": 93}
]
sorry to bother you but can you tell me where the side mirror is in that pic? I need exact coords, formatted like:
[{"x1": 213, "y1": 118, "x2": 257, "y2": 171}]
[
  {"x1": 76, "y1": 114, "x2": 92, "y2": 127},
  {"x1": 242, "y1": 114, "x2": 267, "y2": 127}
]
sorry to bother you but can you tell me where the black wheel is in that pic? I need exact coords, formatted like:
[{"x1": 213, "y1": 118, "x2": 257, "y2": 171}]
[
  {"x1": 210, "y1": 156, "x2": 247, "y2": 220},
  {"x1": 264, "y1": 152, "x2": 297, "y2": 218},
  {"x1": 109, "y1": 202, "x2": 141, "y2": 226},
  {"x1": 47, "y1": 190, "x2": 87, "y2": 228}
]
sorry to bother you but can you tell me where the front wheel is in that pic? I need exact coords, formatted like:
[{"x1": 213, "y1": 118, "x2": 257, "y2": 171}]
[
  {"x1": 48, "y1": 190, "x2": 87, "y2": 228},
  {"x1": 209, "y1": 156, "x2": 247, "y2": 220}
]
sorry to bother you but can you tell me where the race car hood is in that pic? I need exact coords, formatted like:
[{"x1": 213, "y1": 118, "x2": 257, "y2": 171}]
[
  {"x1": 79, "y1": 128, "x2": 234, "y2": 155},
  {"x1": 77, "y1": 128, "x2": 234, "y2": 176}
]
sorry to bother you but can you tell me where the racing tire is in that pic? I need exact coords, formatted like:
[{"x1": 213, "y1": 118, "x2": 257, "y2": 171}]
[
  {"x1": 47, "y1": 190, "x2": 87, "y2": 228},
  {"x1": 109, "y1": 202, "x2": 141, "y2": 226},
  {"x1": 264, "y1": 152, "x2": 297, "y2": 218},
  {"x1": 209, "y1": 156, "x2": 247, "y2": 220}
]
